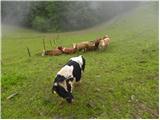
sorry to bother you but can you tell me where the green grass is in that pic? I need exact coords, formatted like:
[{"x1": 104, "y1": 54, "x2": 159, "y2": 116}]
[{"x1": 1, "y1": 3, "x2": 159, "y2": 119}]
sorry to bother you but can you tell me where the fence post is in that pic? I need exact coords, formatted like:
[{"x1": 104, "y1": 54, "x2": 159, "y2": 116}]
[
  {"x1": 43, "y1": 38, "x2": 46, "y2": 50},
  {"x1": 49, "y1": 40, "x2": 53, "y2": 47},
  {"x1": 26, "y1": 47, "x2": 31, "y2": 57}
]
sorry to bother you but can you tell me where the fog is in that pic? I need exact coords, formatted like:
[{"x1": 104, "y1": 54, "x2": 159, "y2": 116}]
[
  {"x1": 1, "y1": 1, "x2": 141, "y2": 31},
  {"x1": 1, "y1": 1, "x2": 32, "y2": 25}
]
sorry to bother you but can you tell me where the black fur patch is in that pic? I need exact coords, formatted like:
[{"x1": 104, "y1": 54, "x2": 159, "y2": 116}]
[
  {"x1": 81, "y1": 56, "x2": 86, "y2": 71},
  {"x1": 66, "y1": 60, "x2": 82, "y2": 82},
  {"x1": 54, "y1": 75, "x2": 66, "y2": 83},
  {"x1": 53, "y1": 84, "x2": 73, "y2": 100},
  {"x1": 66, "y1": 80, "x2": 72, "y2": 92},
  {"x1": 52, "y1": 75, "x2": 74, "y2": 102}
]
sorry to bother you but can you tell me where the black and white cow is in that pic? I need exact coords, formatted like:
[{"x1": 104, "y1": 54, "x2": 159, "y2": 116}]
[{"x1": 52, "y1": 55, "x2": 86, "y2": 103}]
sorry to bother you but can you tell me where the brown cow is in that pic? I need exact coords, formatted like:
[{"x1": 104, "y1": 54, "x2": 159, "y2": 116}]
[
  {"x1": 98, "y1": 37, "x2": 110, "y2": 49},
  {"x1": 42, "y1": 48, "x2": 62, "y2": 56},
  {"x1": 73, "y1": 42, "x2": 89, "y2": 52},
  {"x1": 86, "y1": 40, "x2": 100, "y2": 51},
  {"x1": 58, "y1": 46, "x2": 77, "y2": 54}
]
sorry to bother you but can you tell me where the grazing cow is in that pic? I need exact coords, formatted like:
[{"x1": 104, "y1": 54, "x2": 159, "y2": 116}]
[
  {"x1": 73, "y1": 42, "x2": 89, "y2": 52},
  {"x1": 52, "y1": 55, "x2": 86, "y2": 103},
  {"x1": 41, "y1": 48, "x2": 62, "y2": 56},
  {"x1": 85, "y1": 41, "x2": 95, "y2": 51},
  {"x1": 57, "y1": 46, "x2": 77, "y2": 54},
  {"x1": 98, "y1": 36, "x2": 110, "y2": 49},
  {"x1": 86, "y1": 40, "x2": 100, "y2": 51}
]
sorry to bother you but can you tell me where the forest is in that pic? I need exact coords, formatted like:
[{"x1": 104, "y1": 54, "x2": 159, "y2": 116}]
[{"x1": 2, "y1": 1, "x2": 140, "y2": 32}]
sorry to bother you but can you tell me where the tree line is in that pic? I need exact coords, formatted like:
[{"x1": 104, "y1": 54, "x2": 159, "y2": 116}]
[{"x1": 1, "y1": 1, "x2": 140, "y2": 32}]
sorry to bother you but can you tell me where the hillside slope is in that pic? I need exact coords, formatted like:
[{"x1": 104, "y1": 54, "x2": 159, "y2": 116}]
[{"x1": 1, "y1": 3, "x2": 158, "y2": 119}]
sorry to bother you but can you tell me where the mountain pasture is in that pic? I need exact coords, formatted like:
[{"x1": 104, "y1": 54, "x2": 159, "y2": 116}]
[{"x1": 1, "y1": 3, "x2": 158, "y2": 119}]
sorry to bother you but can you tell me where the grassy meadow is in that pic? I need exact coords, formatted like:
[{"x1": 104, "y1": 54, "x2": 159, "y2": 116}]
[{"x1": 1, "y1": 3, "x2": 159, "y2": 118}]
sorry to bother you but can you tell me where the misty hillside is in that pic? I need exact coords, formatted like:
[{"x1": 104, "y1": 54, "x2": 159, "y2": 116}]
[
  {"x1": 2, "y1": 1, "x2": 140, "y2": 32},
  {"x1": 1, "y1": 2, "x2": 158, "y2": 119}
]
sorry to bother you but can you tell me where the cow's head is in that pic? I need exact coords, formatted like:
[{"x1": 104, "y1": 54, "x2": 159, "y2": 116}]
[{"x1": 52, "y1": 82, "x2": 74, "y2": 103}]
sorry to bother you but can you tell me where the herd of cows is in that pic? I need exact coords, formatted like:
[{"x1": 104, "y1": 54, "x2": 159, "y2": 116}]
[
  {"x1": 50, "y1": 35, "x2": 110, "y2": 103},
  {"x1": 42, "y1": 35, "x2": 110, "y2": 56}
]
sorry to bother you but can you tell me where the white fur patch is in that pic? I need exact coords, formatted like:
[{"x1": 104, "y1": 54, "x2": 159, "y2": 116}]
[
  {"x1": 57, "y1": 65, "x2": 74, "y2": 78},
  {"x1": 69, "y1": 81, "x2": 72, "y2": 84},
  {"x1": 54, "y1": 82, "x2": 58, "y2": 86},
  {"x1": 59, "y1": 81, "x2": 68, "y2": 92},
  {"x1": 70, "y1": 55, "x2": 83, "y2": 68}
]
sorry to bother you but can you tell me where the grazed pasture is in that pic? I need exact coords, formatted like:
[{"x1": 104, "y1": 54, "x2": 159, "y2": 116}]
[{"x1": 1, "y1": 3, "x2": 158, "y2": 118}]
